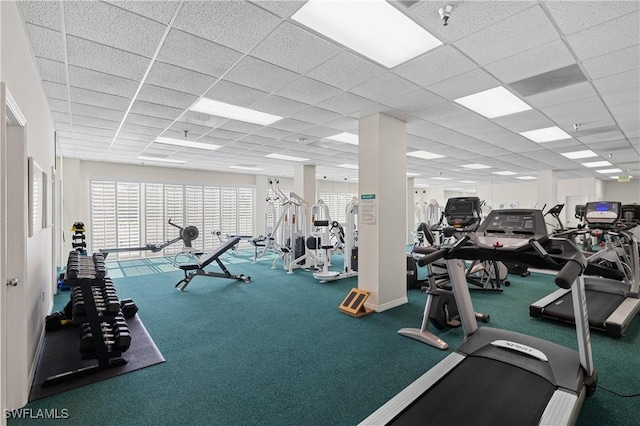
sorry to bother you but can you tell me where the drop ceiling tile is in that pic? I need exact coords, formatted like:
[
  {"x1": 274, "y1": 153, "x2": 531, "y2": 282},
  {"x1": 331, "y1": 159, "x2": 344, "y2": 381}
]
[
  {"x1": 412, "y1": 1, "x2": 536, "y2": 43},
  {"x1": 73, "y1": 125, "x2": 116, "y2": 139},
  {"x1": 525, "y1": 81, "x2": 597, "y2": 108},
  {"x1": 218, "y1": 120, "x2": 264, "y2": 134},
  {"x1": 318, "y1": 93, "x2": 380, "y2": 116},
  {"x1": 276, "y1": 77, "x2": 341, "y2": 105},
  {"x1": 35, "y1": 57, "x2": 66, "y2": 85},
  {"x1": 25, "y1": 24, "x2": 64, "y2": 62},
  {"x1": 252, "y1": 22, "x2": 341, "y2": 74},
  {"x1": 545, "y1": 1, "x2": 639, "y2": 36},
  {"x1": 72, "y1": 115, "x2": 121, "y2": 130},
  {"x1": 593, "y1": 69, "x2": 640, "y2": 94},
  {"x1": 174, "y1": 1, "x2": 281, "y2": 53},
  {"x1": 290, "y1": 107, "x2": 343, "y2": 126},
  {"x1": 147, "y1": 61, "x2": 217, "y2": 95},
  {"x1": 601, "y1": 88, "x2": 640, "y2": 108},
  {"x1": 130, "y1": 100, "x2": 183, "y2": 121},
  {"x1": 66, "y1": 36, "x2": 149, "y2": 81},
  {"x1": 70, "y1": 87, "x2": 130, "y2": 110},
  {"x1": 252, "y1": 95, "x2": 309, "y2": 117},
  {"x1": 203, "y1": 80, "x2": 268, "y2": 108},
  {"x1": 68, "y1": 65, "x2": 139, "y2": 99},
  {"x1": 350, "y1": 73, "x2": 420, "y2": 104},
  {"x1": 64, "y1": 1, "x2": 166, "y2": 57},
  {"x1": 413, "y1": 102, "x2": 467, "y2": 122},
  {"x1": 253, "y1": 127, "x2": 292, "y2": 140},
  {"x1": 49, "y1": 98, "x2": 70, "y2": 114},
  {"x1": 224, "y1": 56, "x2": 300, "y2": 93},
  {"x1": 383, "y1": 90, "x2": 445, "y2": 113},
  {"x1": 250, "y1": 1, "x2": 304, "y2": 18},
  {"x1": 582, "y1": 45, "x2": 639, "y2": 80},
  {"x1": 301, "y1": 126, "x2": 342, "y2": 139},
  {"x1": 271, "y1": 118, "x2": 314, "y2": 133},
  {"x1": 18, "y1": 1, "x2": 61, "y2": 29},
  {"x1": 137, "y1": 84, "x2": 198, "y2": 109},
  {"x1": 578, "y1": 130, "x2": 628, "y2": 144},
  {"x1": 455, "y1": 6, "x2": 559, "y2": 65},
  {"x1": 157, "y1": 29, "x2": 242, "y2": 78},
  {"x1": 41, "y1": 81, "x2": 68, "y2": 101},
  {"x1": 393, "y1": 46, "x2": 477, "y2": 88},
  {"x1": 70, "y1": 103, "x2": 124, "y2": 122},
  {"x1": 485, "y1": 39, "x2": 575, "y2": 84},
  {"x1": 306, "y1": 51, "x2": 385, "y2": 91},
  {"x1": 105, "y1": 1, "x2": 180, "y2": 24},
  {"x1": 323, "y1": 116, "x2": 358, "y2": 132},
  {"x1": 166, "y1": 121, "x2": 212, "y2": 137},
  {"x1": 427, "y1": 68, "x2": 500, "y2": 100},
  {"x1": 125, "y1": 113, "x2": 173, "y2": 130},
  {"x1": 566, "y1": 13, "x2": 640, "y2": 61},
  {"x1": 237, "y1": 134, "x2": 278, "y2": 145},
  {"x1": 178, "y1": 111, "x2": 228, "y2": 129},
  {"x1": 51, "y1": 111, "x2": 70, "y2": 123},
  {"x1": 609, "y1": 102, "x2": 640, "y2": 123},
  {"x1": 205, "y1": 128, "x2": 245, "y2": 141},
  {"x1": 118, "y1": 131, "x2": 153, "y2": 142},
  {"x1": 493, "y1": 110, "x2": 555, "y2": 133},
  {"x1": 120, "y1": 122, "x2": 160, "y2": 137}
]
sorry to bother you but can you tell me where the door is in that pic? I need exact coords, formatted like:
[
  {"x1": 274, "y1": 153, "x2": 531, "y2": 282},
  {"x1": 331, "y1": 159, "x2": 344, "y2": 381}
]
[{"x1": 1, "y1": 83, "x2": 29, "y2": 411}]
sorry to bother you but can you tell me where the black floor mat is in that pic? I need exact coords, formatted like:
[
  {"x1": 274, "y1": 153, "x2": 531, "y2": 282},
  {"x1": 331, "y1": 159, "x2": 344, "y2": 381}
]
[{"x1": 29, "y1": 315, "x2": 165, "y2": 402}]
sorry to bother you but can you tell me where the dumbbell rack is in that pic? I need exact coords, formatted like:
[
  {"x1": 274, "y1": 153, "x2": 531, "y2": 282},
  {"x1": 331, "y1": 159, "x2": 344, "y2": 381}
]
[{"x1": 43, "y1": 251, "x2": 130, "y2": 387}]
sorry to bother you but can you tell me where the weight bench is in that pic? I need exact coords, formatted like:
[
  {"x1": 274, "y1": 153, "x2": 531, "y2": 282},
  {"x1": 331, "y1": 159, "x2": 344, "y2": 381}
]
[{"x1": 175, "y1": 237, "x2": 251, "y2": 292}]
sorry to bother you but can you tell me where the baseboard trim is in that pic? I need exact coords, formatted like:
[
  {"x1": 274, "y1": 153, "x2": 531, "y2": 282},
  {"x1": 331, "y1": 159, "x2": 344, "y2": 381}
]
[{"x1": 366, "y1": 296, "x2": 408, "y2": 313}]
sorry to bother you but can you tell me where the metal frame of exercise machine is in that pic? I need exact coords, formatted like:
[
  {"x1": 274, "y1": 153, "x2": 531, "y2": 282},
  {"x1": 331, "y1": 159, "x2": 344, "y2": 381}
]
[
  {"x1": 361, "y1": 209, "x2": 596, "y2": 426},
  {"x1": 530, "y1": 201, "x2": 640, "y2": 337}
]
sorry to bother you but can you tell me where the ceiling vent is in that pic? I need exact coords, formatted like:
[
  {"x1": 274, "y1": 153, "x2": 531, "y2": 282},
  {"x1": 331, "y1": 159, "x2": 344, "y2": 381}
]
[{"x1": 509, "y1": 64, "x2": 588, "y2": 97}]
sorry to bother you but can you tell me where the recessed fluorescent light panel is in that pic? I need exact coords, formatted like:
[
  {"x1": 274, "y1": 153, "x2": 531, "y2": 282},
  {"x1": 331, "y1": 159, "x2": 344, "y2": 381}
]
[
  {"x1": 138, "y1": 156, "x2": 186, "y2": 164},
  {"x1": 492, "y1": 171, "x2": 517, "y2": 176},
  {"x1": 407, "y1": 151, "x2": 445, "y2": 160},
  {"x1": 229, "y1": 165, "x2": 264, "y2": 171},
  {"x1": 431, "y1": 177, "x2": 452, "y2": 180},
  {"x1": 327, "y1": 132, "x2": 358, "y2": 145},
  {"x1": 154, "y1": 137, "x2": 221, "y2": 151},
  {"x1": 596, "y1": 168, "x2": 623, "y2": 174},
  {"x1": 265, "y1": 153, "x2": 309, "y2": 162},
  {"x1": 190, "y1": 98, "x2": 282, "y2": 126},
  {"x1": 292, "y1": 0, "x2": 442, "y2": 68},
  {"x1": 336, "y1": 164, "x2": 359, "y2": 170},
  {"x1": 459, "y1": 181, "x2": 477, "y2": 184},
  {"x1": 461, "y1": 163, "x2": 491, "y2": 170},
  {"x1": 407, "y1": 173, "x2": 421, "y2": 177},
  {"x1": 516, "y1": 176, "x2": 537, "y2": 180},
  {"x1": 520, "y1": 126, "x2": 571, "y2": 143},
  {"x1": 454, "y1": 86, "x2": 531, "y2": 119},
  {"x1": 561, "y1": 150, "x2": 597, "y2": 159},
  {"x1": 582, "y1": 160, "x2": 612, "y2": 168}
]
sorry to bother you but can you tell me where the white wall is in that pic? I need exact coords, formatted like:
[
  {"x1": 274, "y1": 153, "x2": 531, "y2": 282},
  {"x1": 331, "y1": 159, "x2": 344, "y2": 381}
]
[
  {"x1": 476, "y1": 181, "x2": 538, "y2": 210},
  {"x1": 1, "y1": 0, "x2": 55, "y2": 406},
  {"x1": 603, "y1": 180, "x2": 640, "y2": 203}
]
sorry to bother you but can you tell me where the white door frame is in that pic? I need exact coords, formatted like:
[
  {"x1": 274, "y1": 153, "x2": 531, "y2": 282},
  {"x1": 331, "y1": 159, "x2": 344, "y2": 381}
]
[{"x1": 1, "y1": 83, "x2": 30, "y2": 411}]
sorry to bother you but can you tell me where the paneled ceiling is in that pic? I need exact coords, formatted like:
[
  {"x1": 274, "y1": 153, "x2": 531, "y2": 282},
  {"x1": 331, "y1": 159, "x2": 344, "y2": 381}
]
[{"x1": 17, "y1": 0, "x2": 640, "y2": 190}]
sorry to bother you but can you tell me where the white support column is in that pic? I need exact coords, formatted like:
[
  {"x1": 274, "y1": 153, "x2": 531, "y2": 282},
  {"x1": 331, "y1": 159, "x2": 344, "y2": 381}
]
[
  {"x1": 358, "y1": 113, "x2": 407, "y2": 312},
  {"x1": 294, "y1": 164, "x2": 316, "y2": 237},
  {"x1": 407, "y1": 178, "x2": 415, "y2": 245},
  {"x1": 538, "y1": 170, "x2": 558, "y2": 211}
]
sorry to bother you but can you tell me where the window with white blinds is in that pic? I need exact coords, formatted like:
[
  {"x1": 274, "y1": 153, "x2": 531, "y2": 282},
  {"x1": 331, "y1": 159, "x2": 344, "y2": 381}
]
[
  {"x1": 90, "y1": 180, "x2": 255, "y2": 259},
  {"x1": 318, "y1": 191, "x2": 357, "y2": 223}
]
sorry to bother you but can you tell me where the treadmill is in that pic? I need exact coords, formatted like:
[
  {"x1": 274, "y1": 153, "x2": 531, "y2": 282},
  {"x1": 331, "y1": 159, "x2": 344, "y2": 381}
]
[
  {"x1": 530, "y1": 201, "x2": 640, "y2": 337},
  {"x1": 360, "y1": 209, "x2": 596, "y2": 426}
]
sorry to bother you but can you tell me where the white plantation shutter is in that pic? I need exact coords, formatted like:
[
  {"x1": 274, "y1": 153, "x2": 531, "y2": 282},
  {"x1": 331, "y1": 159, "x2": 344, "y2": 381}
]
[
  {"x1": 91, "y1": 181, "x2": 117, "y2": 252},
  {"x1": 163, "y1": 184, "x2": 184, "y2": 255},
  {"x1": 90, "y1": 180, "x2": 255, "y2": 259},
  {"x1": 203, "y1": 186, "x2": 221, "y2": 250},
  {"x1": 145, "y1": 183, "x2": 164, "y2": 257},
  {"x1": 319, "y1": 191, "x2": 356, "y2": 223},
  {"x1": 185, "y1": 185, "x2": 205, "y2": 251},
  {"x1": 116, "y1": 182, "x2": 141, "y2": 259}
]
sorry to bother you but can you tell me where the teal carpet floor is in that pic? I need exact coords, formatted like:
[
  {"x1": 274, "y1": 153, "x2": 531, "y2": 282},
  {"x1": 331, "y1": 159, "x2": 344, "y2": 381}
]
[{"x1": 10, "y1": 250, "x2": 640, "y2": 425}]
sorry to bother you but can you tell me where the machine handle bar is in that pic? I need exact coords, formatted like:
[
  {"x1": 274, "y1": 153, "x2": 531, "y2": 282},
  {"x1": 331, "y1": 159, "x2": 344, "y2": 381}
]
[{"x1": 555, "y1": 260, "x2": 584, "y2": 289}]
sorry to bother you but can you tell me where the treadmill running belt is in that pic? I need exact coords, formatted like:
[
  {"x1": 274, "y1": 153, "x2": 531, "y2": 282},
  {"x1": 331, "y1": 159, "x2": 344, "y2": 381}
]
[
  {"x1": 543, "y1": 290, "x2": 625, "y2": 329},
  {"x1": 390, "y1": 356, "x2": 556, "y2": 426}
]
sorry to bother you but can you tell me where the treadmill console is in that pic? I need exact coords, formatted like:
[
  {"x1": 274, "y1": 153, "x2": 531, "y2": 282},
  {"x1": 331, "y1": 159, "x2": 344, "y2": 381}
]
[
  {"x1": 475, "y1": 209, "x2": 547, "y2": 249},
  {"x1": 444, "y1": 197, "x2": 481, "y2": 230},
  {"x1": 584, "y1": 201, "x2": 621, "y2": 227}
]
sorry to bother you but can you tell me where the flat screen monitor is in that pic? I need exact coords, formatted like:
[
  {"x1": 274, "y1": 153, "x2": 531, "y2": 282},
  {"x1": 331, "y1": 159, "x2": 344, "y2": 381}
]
[{"x1": 584, "y1": 201, "x2": 621, "y2": 226}]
